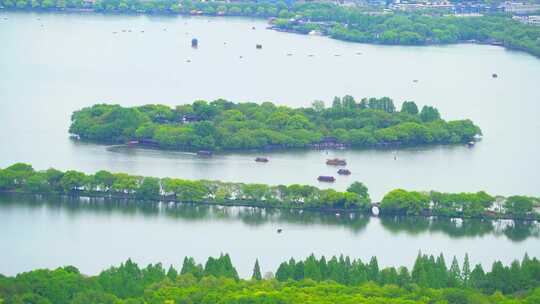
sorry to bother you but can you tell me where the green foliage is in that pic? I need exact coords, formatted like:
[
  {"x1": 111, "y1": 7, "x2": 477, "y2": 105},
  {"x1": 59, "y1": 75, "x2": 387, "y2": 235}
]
[
  {"x1": 252, "y1": 259, "x2": 262, "y2": 281},
  {"x1": 70, "y1": 98, "x2": 481, "y2": 151},
  {"x1": 2, "y1": 254, "x2": 540, "y2": 303},
  {"x1": 1, "y1": 163, "x2": 536, "y2": 220},
  {"x1": 380, "y1": 189, "x2": 430, "y2": 215},
  {"x1": 504, "y1": 196, "x2": 534, "y2": 217},
  {"x1": 273, "y1": 7, "x2": 540, "y2": 58}
]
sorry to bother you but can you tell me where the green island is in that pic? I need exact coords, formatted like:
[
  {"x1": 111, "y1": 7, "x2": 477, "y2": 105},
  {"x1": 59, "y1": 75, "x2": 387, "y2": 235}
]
[
  {"x1": 1, "y1": 163, "x2": 538, "y2": 220},
  {"x1": 1, "y1": 1, "x2": 540, "y2": 57},
  {"x1": 69, "y1": 97, "x2": 481, "y2": 151},
  {"x1": 1, "y1": 253, "x2": 540, "y2": 303}
]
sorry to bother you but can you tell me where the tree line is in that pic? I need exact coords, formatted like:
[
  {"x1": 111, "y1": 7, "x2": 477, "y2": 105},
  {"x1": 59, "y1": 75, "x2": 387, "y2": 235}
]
[
  {"x1": 380, "y1": 188, "x2": 539, "y2": 220},
  {"x1": 273, "y1": 11, "x2": 540, "y2": 58},
  {"x1": 69, "y1": 97, "x2": 481, "y2": 151},
  {"x1": 0, "y1": 163, "x2": 538, "y2": 220},
  {"x1": 1, "y1": 253, "x2": 540, "y2": 303},
  {"x1": 0, "y1": 163, "x2": 373, "y2": 211},
  {"x1": 2, "y1": 0, "x2": 539, "y2": 57}
]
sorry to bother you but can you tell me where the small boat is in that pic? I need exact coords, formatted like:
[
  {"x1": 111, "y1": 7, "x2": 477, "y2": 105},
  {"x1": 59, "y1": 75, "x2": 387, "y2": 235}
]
[
  {"x1": 252, "y1": 26, "x2": 256, "y2": 30},
  {"x1": 127, "y1": 140, "x2": 139, "y2": 147},
  {"x1": 255, "y1": 157, "x2": 269, "y2": 163},
  {"x1": 277, "y1": 228, "x2": 282, "y2": 233},
  {"x1": 317, "y1": 176, "x2": 335, "y2": 182},
  {"x1": 256, "y1": 44, "x2": 262, "y2": 49},
  {"x1": 186, "y1": 59, "x2": 191, "y2": 63},
  {"x1": 326, "y1": 158, "x2": 347, "y2": 166},
  {"x1": 492, "y1": 73, "x2": 498, "y2": 78},
  {"x1": 413, "y1": 79, "x2": 419, "y2": 83},
  {"x1": 197, "y1": 150, "x2": 213, "y2": 157},
  {"x1": 286, "y1": 53, "x2": 293, "y2": 56},
  {"x1": 191, "y1": 38, "x2": 198, "y2": 48},
  {"x1": 467, "y1": 141, "x2": 475, "y2": 148},
  {"x1": 337, "y1": 169, "x2": 351, "y2": 175}
]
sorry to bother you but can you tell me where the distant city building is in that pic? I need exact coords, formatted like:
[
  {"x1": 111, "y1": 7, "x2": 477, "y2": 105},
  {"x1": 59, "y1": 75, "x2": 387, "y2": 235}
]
[
  {"x1": 513, "y1": 15, "x2": 540, "y2": 25},
  {"x1": 502, "y1": 2, "x2": 540, "y2": 14}
]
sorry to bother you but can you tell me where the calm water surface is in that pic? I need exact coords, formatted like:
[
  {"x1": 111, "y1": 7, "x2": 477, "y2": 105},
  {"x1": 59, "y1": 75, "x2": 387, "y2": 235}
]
[
  {"x1": 0, "y1": 12, "x2": 539, "y2": 199},
  {"x1": 1, "y1": 11, "x2": 540, "y2": 276},
  {"x1": 1, "y1": 194, "x2": 539, "y2": 277}
]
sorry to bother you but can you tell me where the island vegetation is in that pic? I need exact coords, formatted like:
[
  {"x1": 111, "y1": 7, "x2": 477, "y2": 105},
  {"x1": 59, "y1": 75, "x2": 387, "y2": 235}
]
[
  {"x1": 69, "y1": 97, "x2": 481, "y2": 151},
  {"x1": 1, "y1": 163, "x2": 538, "y2": 220},
  {"x1": 1, "y1": 253, "x2": 540, "y2": 303},
  {"x1": 1, "y1": 0, "x2": 539, "y2": 57}
]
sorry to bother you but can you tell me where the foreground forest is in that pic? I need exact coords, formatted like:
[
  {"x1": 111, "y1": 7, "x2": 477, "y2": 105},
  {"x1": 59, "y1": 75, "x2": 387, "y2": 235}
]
[
  {"x1": 1, "y1": 253, "x2": 540, "y2": 303},
  {"x1": 1, "y1": 163, "x2": 538, "y2": 220},
  {"x1": 69, "y1": 97, "x2": 481, "y2": 151},
  {"x1": 1, "y1": 0, "x2": 539, "y2": 57}
]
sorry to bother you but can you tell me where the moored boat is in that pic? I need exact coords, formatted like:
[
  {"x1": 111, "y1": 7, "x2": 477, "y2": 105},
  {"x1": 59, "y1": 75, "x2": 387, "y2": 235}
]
[
  {"x1": 326, "y1": 158, "x2": 347, "y2": 166},
  {"x1": 317, "y1": 176, "x2": 335, "y2": 182}
]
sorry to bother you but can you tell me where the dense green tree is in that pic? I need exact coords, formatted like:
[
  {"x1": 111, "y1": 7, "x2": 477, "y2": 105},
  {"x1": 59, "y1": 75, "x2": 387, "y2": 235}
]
[
  {"x1": 69, "y1": 99, "x2": 481, "y2": 152},
  {"x1": 401, "y1": 101, "x2": 419, "y2": 115},
  {"x1": 420, "y1": 105, "x2": 441, "y2": 122},
  {"x1": 136, "y1": 177, "x2": 160, "y2": 200},
  {"x1": 505, "y1": 196, "x2": 534, "y2": 217},
  {"x1": 252, "y1": 259, "x2": 262, "y2": 281}
]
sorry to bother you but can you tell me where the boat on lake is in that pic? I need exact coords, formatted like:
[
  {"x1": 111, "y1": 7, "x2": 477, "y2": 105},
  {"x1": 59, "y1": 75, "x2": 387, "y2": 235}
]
[
  {"x1": 255, "y1": 157, "x2": 269, "y2": 163},
  {"x1": 326, "y1": 158, "x2": 347, "y2": 166},
  {"x1": 317, "y1": 176, "x2": 335, "y2": 182},
  {"x1": 337, "y1": 169, "x2": 351, "y2": 175},
  {"x1": 197, "y1": 150, "x2": 212, "y2": 157}
]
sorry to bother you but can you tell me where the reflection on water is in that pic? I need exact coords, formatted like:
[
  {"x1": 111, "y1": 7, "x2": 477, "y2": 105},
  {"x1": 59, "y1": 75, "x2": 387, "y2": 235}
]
[
  {"x1": 1, "y1": 193, "x2": 539, "y2": 277},
  {"x1": 2, "y1": 194, "x2": 537, "y2": 242},
  {"x1": 380, "y1": 216, "x2": 540, "y2": 242}
]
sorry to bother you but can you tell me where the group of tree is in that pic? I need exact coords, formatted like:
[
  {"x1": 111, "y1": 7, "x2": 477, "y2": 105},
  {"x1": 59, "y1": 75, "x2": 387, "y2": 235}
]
[
  {"x1": 275, "y1": 252, "x2": 540, "y2": 295},
  {"x1": 380, "y1": 188, "x2": 539, "y2": 220},
  {"x1": 69, "y1": 97, "x2": 481, "y2": 151},
  {"x1": 0, "y1": 163, "x2": 373, "y2": 211},
  {"x1": 1, "y1": 163, "x2": 538, "y2": 220},
  {"x1": 1, "y1": 253, "x2": 540, "y2": 303}
]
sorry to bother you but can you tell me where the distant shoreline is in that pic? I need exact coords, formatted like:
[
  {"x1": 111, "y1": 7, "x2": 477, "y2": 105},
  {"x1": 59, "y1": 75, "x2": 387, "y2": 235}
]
[{"x1": 2, "y1": 6, "x2": 539, "y2": 58}]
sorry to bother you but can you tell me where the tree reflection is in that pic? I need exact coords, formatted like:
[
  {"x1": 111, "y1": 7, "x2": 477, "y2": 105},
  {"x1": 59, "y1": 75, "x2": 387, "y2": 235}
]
[{"x1": 1, "y1": 193, "x2": 538, "y2": 241}]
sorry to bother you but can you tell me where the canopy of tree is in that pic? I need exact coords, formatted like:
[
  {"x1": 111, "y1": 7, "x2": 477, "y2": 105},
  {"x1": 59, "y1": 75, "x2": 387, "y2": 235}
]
[
  {"x1": 274, "y1": 10, "x2": 540, "y2": 58},
  {"x1": 0, "y1": 163, "x2": 373, "y2": 211},
  {"x1": 380, "y1": 189, "x2": 539, "y2": 220},
  {"x1": 1, "y1": 163, "x2": 538, "y2": 220},
  {"x1": 2, "y1": 0, "x2": 539, "y2": 57},
  {"x1": 1, "y1": 253, "x2": 540, "y2": 303},
  {"x1": 69, "y1": 97, "x2": 481, "y2": 151}
]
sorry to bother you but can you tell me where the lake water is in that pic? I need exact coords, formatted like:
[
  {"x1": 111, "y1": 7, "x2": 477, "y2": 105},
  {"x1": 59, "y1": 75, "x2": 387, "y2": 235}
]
[
  {"x1": 0, "y1": 11, "x2": 539, "y2": 276},
  {"x1": 1, "y1": 194, "x2": 538, "y2": 277}
]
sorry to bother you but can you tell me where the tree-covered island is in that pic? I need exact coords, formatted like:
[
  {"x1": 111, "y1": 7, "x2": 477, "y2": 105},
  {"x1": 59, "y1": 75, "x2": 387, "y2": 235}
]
[
  {"x1": 69, "y1": 97, "x2": 481, "y2": 152},
  {"x1": 1, "y1": 163, "x2": 538, "y2": 220}
]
